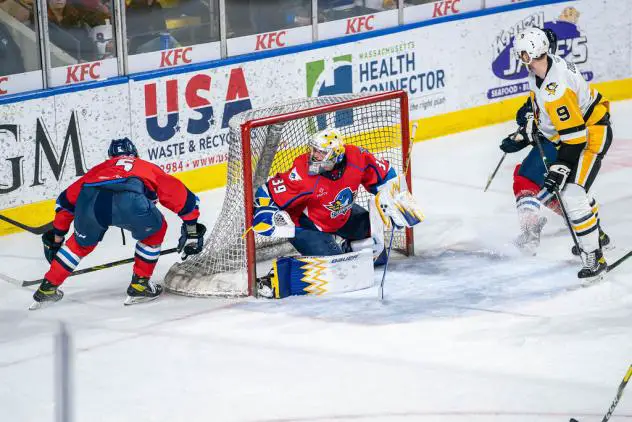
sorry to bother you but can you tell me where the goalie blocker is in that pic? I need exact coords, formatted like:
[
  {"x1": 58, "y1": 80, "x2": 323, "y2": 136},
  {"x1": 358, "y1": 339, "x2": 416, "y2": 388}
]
[{"x1": 257, "y1": 248, "x2": 374, "y2": 298}]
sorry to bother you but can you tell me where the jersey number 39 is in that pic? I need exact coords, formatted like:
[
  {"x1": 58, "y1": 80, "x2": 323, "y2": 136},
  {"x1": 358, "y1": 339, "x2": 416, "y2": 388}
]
[{"x1": 271, "y1": 178, "x2": 286, "y2": 194}]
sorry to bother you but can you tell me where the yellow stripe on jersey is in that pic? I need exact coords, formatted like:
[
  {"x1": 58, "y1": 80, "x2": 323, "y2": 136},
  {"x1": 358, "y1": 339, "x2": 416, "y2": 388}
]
[
  {"x1": 576, "y1": 149, "x2": 598, "y2": 187},
  {"x1": 544, "y1": 88, "x2": 586, "y2": 144}
]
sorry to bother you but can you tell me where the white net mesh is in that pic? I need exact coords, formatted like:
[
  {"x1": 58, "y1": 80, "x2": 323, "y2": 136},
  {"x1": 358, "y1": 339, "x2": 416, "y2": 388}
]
[{"x1": 164, "y1": 93, "x2": 410, "y2": 297}]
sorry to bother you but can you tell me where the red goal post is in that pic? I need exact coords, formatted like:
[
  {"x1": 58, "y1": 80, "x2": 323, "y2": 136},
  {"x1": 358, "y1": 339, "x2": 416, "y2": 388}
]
[{"x1": 241, "y1": 91, "x2": 412, "y2": 295}]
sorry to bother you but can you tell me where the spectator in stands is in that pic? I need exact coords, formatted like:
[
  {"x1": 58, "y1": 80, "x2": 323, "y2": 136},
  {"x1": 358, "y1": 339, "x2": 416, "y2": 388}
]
[
  {"x1": 0, "y1": 20, "x2": 25, "y2": 76},
  {"x1": 318, "y1": 0, "x2": 394, "y2": 22},
  {"x1": 125, "y1": 0, "x2": 169, "y2": 53},
  {"x1": 0, "y1": 0, "x2": 32, "y2": 24},
  {"x1": 226, "y1": 0, "x2": 311, "y2": 37},
  {"x1": 46, "y1": 0, "x2": 110, "y2": 62}
]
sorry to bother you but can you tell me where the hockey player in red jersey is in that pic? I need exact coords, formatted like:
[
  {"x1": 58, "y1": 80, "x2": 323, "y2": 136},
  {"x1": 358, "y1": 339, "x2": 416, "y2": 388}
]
[
  {"x1": 251, "y1": 128, "x2": 423, "y2": 294},
  {"x1": 32, "y1": 138, "x2": 206, "y2": 309}
]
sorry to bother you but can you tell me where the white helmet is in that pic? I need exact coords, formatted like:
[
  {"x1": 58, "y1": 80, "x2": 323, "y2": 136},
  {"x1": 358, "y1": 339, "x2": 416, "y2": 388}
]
[
  {"x1": 308, "y1": 128, "x2": 345, "y2": 175},
  {"x1": 514, "y1": 27, "x2": 550, "y2": 65}
]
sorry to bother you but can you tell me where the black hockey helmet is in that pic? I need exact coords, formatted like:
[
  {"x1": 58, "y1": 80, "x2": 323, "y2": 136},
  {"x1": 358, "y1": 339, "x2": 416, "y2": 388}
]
[{"x1": 108, "y1": 137, "x2": 139, "y2": 158}]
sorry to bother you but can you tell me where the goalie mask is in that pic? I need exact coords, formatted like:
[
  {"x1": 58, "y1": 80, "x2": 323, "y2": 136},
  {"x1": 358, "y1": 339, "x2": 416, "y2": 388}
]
[{"x1": 308, "y1": 129, "x2": 345, "y2": 175}]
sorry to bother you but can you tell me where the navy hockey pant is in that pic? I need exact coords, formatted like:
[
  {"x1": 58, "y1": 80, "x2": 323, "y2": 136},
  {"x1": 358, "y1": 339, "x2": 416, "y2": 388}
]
[{"x1": 289, "y1": 204, "x2": 371, "y2": 256}]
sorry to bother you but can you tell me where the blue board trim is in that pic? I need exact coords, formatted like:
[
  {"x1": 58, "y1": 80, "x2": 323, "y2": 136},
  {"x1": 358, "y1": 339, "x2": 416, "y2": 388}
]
[{"x1": 0, "y1": 0, "x2": 572, "y2": 106}]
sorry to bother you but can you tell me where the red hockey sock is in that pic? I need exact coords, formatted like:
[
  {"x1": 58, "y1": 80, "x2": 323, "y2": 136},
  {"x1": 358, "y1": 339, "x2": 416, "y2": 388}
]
[
  {"x1": 44, "y1": 235, "x2": 97, "y2": 286},
  {"x1": 133, "y1": 219, "x2": 167, "y2": 278}
]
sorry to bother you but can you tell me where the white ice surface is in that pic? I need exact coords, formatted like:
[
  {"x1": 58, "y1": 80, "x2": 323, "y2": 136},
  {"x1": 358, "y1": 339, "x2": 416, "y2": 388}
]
[{"x1": 1, "y1": 101, "x2": 632, "y2": 422}]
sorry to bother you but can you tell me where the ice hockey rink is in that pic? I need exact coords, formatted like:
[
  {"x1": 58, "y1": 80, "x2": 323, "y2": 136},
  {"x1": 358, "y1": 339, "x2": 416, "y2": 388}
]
[{"x1": 1, "y1": 100, "x2": 631, "y2": 422}]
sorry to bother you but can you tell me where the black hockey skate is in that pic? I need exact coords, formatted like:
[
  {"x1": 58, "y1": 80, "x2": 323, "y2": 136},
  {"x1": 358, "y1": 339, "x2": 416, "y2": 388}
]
[
  {"x1": 30, "y1": 280, "x2": 64, "y2": 310},
  {"x1": 577, "y1": 248, "x2": 608, "y2": 281},
  {"x1": 124, "y1": 274, "x2": 163, "y2": 306},
  {"x1": 571, "y1": 228, "x2": 610, "y2": 256},
  {"x1": 514, "y1": 216, "x2": 547, "y2": 256},
  {"x1": 256, "y1": 271, "x2": 276, "y2": 299}
]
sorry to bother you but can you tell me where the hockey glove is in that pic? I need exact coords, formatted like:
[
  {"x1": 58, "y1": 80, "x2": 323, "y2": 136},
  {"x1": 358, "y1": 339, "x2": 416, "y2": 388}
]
[
  {"x1": 543, "y1": 162, "x2": 571, "y2": 194},
  {"x1": 375, "y1": 177, "x2": 425, "y2": 229},
  {"x1": 500, "y1": 116, "x2": 536, "y2": 153},
  {"x1": 42, "y1": 230, "x2": 63, "y2": 264},
  {"x1": 177, "y1": 223, "x2": 207, "y2": 260},
  {"x1": 515, "y1": 99, "x2": 533, "y2": 127}
]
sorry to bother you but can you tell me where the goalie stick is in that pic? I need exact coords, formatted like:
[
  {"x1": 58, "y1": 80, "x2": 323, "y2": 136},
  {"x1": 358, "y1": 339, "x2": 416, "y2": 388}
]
[
  {"x1": 5, "y1": 248, "x2": 179, "y2": 288},
  {"x1": 379, "y1": 122, "x2": 418, "y2": 301},
  {"x1": 0, "y1": 214, "x2": 53, "y2": 235},
  {"x1": 378, "y1": 224, "x2": 396, "y2": 301},
  {"x1": 570, "y1": 364, "x2": 632, "y2": 422}
]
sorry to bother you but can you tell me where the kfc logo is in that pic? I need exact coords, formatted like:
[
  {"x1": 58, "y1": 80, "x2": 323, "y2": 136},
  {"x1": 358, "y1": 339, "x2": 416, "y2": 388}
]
[
  {"x1": 66, "y1": 62, "x2": 101, "y2": 84},
  {"x1": 160, "y1": 47, "x2": 193, "y2": 68},
  {"x1": 432, "y1": 0, "x2": 461, "y2": 17},
  {"x1": 345, "y1": 15, "x2": 375, "y2": 34},
  {"x1": 255, "y1": 31, "x2": 286, "y2": 50},
  {"x1": 0, "y1": 77, "x2": 8, "y2": 95}
]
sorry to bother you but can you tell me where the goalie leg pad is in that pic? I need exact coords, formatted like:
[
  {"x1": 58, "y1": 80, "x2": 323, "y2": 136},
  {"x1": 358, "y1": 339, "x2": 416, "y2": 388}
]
[{"x1": 270, "y1": 249, "x2": 374, "y2": 298}]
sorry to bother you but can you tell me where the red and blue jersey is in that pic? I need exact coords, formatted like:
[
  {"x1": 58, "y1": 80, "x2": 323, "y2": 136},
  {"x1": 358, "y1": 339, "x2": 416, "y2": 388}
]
[
  {"x1": 263, "y1": 145, "x2": 395, "y2": 233},
  {"x1": 53, "y1": 156, "x2": 199, "y2": 235}
]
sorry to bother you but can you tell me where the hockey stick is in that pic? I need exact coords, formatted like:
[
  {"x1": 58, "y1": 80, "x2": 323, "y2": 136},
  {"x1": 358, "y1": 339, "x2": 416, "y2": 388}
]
[
  {"x1": 570, "y1": 364, "x2": 632, "y2": 422},
  {"x1": 378, "y1": 224, "x2": 396, "y2": 301},
  {"x1": 20, "y1": 248, "x2": 178, "y2": 287},
  {"x1": 378, "y1": 122, "x2": 419, "y2": 301},
  {"x1": 0, "y1": 214, "x2": 53, "y2": 235},
  {"x1": 554, "y1": 188, "x2": 586, "y2": 266},
  {"x1": 606, "y1": 250, "x2": 632, "y2": 273},
  {"x1": 530, "y1": 127, "x2": 586, "y2": 266},
  {"x1": 484, "y1": 152, "x2": 507, "y2": 192}
]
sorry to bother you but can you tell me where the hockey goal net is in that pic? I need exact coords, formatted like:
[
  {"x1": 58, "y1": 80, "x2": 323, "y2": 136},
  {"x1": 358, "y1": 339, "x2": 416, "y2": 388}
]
[{"x1": 164, "y1": 91, "x2": 413, "y2": 297}]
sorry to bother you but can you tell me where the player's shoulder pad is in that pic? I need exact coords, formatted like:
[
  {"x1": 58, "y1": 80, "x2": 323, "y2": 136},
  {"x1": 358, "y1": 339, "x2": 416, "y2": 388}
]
[{"x1": 270, "y1": 249, "x2": 374, "y2": 298}]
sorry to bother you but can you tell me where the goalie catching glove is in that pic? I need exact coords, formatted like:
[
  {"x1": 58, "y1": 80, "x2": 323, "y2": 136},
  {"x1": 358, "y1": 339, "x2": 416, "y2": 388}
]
[
  {"x1": 177, "y1": 222, "x2": 207, "y2": 260},
  {"x1": 375, "y1": 176, "x2": 425, "y2": 229}
]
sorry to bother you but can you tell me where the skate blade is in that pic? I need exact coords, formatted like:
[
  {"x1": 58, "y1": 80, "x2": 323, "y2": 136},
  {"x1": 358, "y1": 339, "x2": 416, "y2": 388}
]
[
  {"x1": 124, "y1": 295, "x2": 160, "y2": 306},
  {"x1": 579, "y1": 272, "x2": 607, "y2": 288},
  {"x1": 513, "y1": 240, "x2": 538, "y2": 256},
  {"x1": 28, "y1": 300, "x2": 58, "y2": 311}
]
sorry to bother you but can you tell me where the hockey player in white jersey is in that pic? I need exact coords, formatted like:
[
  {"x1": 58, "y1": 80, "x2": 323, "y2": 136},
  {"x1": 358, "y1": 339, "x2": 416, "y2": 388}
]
[{"x1": 512, "y1": 27, "x2": 613, "y2": 279}]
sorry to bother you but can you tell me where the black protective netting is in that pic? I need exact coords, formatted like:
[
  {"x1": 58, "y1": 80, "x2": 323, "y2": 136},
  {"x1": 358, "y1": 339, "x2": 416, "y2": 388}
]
[{"x1": 165, "y1": 93, "x2": 408, "y2": 297}]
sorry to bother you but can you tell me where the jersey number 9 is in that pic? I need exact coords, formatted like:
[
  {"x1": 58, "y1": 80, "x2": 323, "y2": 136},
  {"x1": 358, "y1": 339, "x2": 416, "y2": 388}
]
[{"x1": 556, "y1": 105, "x2": 571, "y2": 122}]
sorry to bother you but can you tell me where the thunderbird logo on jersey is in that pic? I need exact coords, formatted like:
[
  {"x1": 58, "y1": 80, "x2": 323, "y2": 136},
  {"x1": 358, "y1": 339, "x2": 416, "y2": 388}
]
[
  {"x1": 488, "y1": 7, "x2": 593, "y2": 100},
  {"x1": 325, "y1": 187, "x2": 355, "y2": 219}
]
